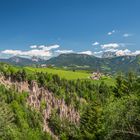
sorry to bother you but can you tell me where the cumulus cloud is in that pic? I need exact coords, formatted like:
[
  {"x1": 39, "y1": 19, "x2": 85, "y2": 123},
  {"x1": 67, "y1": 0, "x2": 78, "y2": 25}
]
[
  {"x1": 78, "y1": 51, "x2": 93, "y2": 55},
  {"x1": 93, "y1": 51, "x2": 103, "y2": 57},
  {"x1": 56, "y1": 50, "x2": 93, "y2": 56},
  {"x1": 131, "y1": 50, "x2": 140, "y2": 55},
  {"x1": 92, "y1": 42, "x2": 99, "y2": 46},
  {"x1": 93, "y1": 51, "x2": 103, "y2": 55},
  {"x1": 55, "y1": 50, "x2": 74, "y2": 54},
  {"x1": 30, "y1": 45, "x2": 37, "y2": 49},
  {"x1": 30, "y1": 44, "x2": 60, "y2": 50},
  {"x1": 38, "y1": 44, "x2": 60, "y2": 50},
  {"x1": 2, "y1": 50, "x2": 22, "y2": 55},
  {"x1": 115, "y1": 49, "x2": 140, "y2": 56},
  {"x1": 107, "y1": 30, "x2": 115, "y2": 35},
  {"x1": 101, "y1": 43, "x2": 120, "y2": 49},
  {"x1": 1, "y1": 44, "x2": 60, "y2": 58},
  {"x1": 93, "y1": 49, "x2": 131, "y2": 57},
  {"x1": 101, "y1": 48, "x2": 140, "y2": 57},
  {"x1": 123, "y1": 33, "x2": 133, "y2": 37},
  {"x1": 115, "y1": 49, "x2": 131, "y2": 56},
  {"x1": 1, "y1": 49, "x2": 52, "y2": 57},
  {"x1": 104, "y1": 48, "x2": 118, "y2": 52},
  {"x1": 99, "y1": 42, "x2": 138, "y2": 57}
]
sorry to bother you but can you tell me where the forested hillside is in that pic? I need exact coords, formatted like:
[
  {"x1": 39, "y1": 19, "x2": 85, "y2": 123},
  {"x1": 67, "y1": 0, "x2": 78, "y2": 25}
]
[
  {"x1": 1, "y1": 53, "x2": 140, "y2": 74},
  {"x1": 46, "y1": 54, "x2": 140, "y2": 73},
  {"x1": 0, "y1": 63, "x2": 140, "y2": 140}
]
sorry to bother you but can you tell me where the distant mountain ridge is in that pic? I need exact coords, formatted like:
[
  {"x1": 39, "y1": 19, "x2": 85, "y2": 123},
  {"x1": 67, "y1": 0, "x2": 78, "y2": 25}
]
[
  {"x1": 0, "y1": 53, "x2": 140, "y2": 73},
  {"x1": 46, "y1": 53, "x2": 140, "y2": 73},
  {"x1": 0, "y1": 56, "x2": 46, "y2": 66},
  {"x1": 102, "y1": 51, "x2": 117, "y2": 58}
]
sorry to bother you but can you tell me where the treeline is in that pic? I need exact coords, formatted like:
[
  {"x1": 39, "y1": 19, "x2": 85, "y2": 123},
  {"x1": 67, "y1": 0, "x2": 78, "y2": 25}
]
[
  {"x1": 0, "y1": 63, "x2": 140, "y2": 140},
  {"x1": 46, "y1": 73, "x2": 140, "y2": 140}
]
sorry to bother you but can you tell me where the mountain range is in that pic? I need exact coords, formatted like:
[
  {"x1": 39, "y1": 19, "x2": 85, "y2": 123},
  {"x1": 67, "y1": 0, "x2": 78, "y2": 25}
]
[{"x1": 0, "y1": 53, "x2": 140, "y2": 74}]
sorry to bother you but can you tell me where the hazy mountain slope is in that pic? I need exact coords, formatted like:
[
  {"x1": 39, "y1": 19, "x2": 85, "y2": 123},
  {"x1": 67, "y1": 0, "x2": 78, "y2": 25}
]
[
  {"x1": 46, "y1": 53, "x2": 100, "y2": 67},
  {"x1": 46, "y1": 53, "x2": 140, "y2": 73},
  {"x1": 0, "y1": 54, "x2": 140, "y2": 73},
  {"x1": 0, "y1": 56, "x2": 45, "y2": 66}
]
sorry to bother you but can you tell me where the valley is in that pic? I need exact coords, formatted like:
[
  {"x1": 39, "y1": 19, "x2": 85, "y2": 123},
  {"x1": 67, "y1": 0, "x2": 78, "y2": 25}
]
[{"x1": 1, "y1": 53, "x2": 140, "y2": 74}]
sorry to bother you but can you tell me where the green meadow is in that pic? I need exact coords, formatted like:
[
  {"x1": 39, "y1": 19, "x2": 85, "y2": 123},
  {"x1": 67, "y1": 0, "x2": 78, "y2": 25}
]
[
  {"x1": 0, "y1": 63, "x2": 115, "y2": 86},
  {"x1": 24, "y1": 67, "x2": 115, "y2": 86},
  {"x1": 24, "y1": 67, "x2": 91, "y2": 80}
]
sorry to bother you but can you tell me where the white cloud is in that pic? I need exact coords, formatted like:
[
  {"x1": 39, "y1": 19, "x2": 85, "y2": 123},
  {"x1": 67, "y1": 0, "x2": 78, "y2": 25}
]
[
  {"x1": 30, "y1": 45, "x2": 37, "y2": 49},
  {"x1": 1, "y1": 44, "x2": 60, "y2": 58},
  {"x1": 92, "y1": 42, "x2": 99, "y2": 46},
  {"x1": 101, "y1": 43, "x2": 120, "y2": 49},
  {"x1": 115, "y1": 49, "x2": 140, "y2": 57},
  {"x1": 55, "y1": 50, "x2": 74, "y2": 54},
  {"x1": 131, "y1": 50, "x2": 140, "y2": 55},
  {"x1": 92, "y1": 51, "x2": 104, "y2": 57},
  {"x1": 101, "y1": 48, "x2": 140, "y2": 57},
  {"x1": 100, "y1": 42, "x2": 136, "y2": 57},
  {"x1": 123, "y1": 33, "x2": 133, "y2": 37},
  {"x1": 1, "y1": 50, "x2": 22, "y2": 55},
  {"x1": 25, "y1": 49, "x2": 52, "y2": 57},
  {"x1": 78, "y1": 51, "x2": 93, "y2": 55},
  {"x1": 108, "y1": 32, "x2": 112, "y2": 35},
  {"x1": 38, "y1": 44, "x2": 60, "y2": 50},
  {"x1": 93, "y1": 51, "x2": 103, "y2": 54},
  {"x1": 1, "y1": 49, "x2": 52, "y2": 57},
  {"x1": 56, "y1": 50, "x2": 93, "y2": 56},
  {"x1": 93, "y1": 48, "x2": 140, "y2": 57},
  {"x1": 107, "y1": 30, "x2": 115, "y2": 35},
  {"x1": 104, "y1": 48, "x2": 119, "y2": 52},
  {"x1": 29, "y1": 44, "x2": 60, "y2": 50},
  {"x1": 115, "y1": 49, "x2": 131, "y2": 56}
]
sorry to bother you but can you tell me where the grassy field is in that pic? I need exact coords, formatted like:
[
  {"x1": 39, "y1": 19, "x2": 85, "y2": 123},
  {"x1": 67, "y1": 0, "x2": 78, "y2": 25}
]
[
  {"x1": 24, "y1": 67, "x2": 115, "y2": 86},
  {"x1": 24, "y1": 67, "x2": 91, "y2": 80},
  {"x1": 0, "y1": 63, "x2": 115, "y2": 86}
]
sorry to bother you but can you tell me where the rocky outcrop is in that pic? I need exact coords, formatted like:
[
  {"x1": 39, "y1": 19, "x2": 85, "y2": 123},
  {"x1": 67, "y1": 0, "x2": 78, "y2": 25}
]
[
  {"x1": 28, "y1": 81, "x2": 80, "y2": 132},
  {"x1": 0, "y1": 75, "x2": 80, "y2": 139}
]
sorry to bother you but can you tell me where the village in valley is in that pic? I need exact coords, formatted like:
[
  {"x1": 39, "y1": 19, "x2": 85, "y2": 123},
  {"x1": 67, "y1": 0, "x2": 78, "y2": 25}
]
[{"x1": 90, "y1": 71, "x2": 111, "y2": 80}]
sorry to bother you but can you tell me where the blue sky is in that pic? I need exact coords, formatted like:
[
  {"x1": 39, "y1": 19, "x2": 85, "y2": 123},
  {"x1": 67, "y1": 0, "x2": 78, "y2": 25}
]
[{"x1": 0, "y1": 0, "x2": 140, "y2": 58}]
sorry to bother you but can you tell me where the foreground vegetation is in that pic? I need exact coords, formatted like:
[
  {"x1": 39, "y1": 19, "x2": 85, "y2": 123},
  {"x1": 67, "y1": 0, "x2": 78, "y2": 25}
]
[
  {"x1": 0, "y1": 63, "x2": 140, "y2": 140},
  {"x1": 0, "y1": 85, "x2": 51, "y2": 140}
]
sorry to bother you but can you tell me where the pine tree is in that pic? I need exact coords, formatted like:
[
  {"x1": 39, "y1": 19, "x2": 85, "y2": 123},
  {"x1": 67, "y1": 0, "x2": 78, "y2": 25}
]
[
  {"x1": 0, "y1": 101, "x2": 14, "y2": 139},
  {"x1": 80, "y1": 102, "x2": 101, "y2": 139}
]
